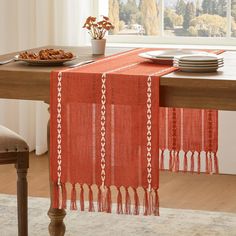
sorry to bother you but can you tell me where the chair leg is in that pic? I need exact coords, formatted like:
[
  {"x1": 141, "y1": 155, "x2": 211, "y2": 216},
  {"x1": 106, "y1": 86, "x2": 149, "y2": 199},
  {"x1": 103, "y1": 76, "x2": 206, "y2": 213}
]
[{"x1": 16, "y1": 153, "x2": 29, "y2": 236}]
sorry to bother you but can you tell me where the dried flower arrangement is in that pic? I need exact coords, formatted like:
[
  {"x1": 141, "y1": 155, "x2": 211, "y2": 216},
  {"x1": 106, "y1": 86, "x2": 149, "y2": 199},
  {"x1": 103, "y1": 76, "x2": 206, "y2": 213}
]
[{"x1": 83, "y1": 16, "x2": 114, "y2": 40}]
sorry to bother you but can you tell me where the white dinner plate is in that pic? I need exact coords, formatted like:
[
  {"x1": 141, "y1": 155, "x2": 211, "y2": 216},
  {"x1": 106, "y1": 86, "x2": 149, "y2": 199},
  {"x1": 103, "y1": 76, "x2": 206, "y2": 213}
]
[
  {"x1": 174, "y1": 65, "x2": 222, "y2": 73},
  {"x1": 146, "y1": 49, "x2": 208, "y2": 59},
  {"x1": 174, "y1": 54, "x2": 223, "y2": 62},
  {"x1": 173, "y1": 62, "x2": 224, "y2": 68},
  {"x1": 174, "y1": 59, "x2": 224, "y2": 65},
  {"x1": 139, "y1": 52, "x2": 173, "y2": 64}
]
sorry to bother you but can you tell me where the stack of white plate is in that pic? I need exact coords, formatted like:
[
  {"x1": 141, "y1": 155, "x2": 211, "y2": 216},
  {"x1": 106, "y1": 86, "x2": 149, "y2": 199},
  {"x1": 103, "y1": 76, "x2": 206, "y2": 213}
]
[
  {"x1": 139, "y1": 49, "x2": 209, "y2": 65},
  {"x1": 173, "y1": 54, "x2": 224, "y2": 73}
]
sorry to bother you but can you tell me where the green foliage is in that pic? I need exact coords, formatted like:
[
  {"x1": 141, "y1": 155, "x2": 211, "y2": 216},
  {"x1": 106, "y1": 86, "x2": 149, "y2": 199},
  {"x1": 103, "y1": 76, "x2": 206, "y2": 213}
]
[
  {"x1": 188, "y1": 26, "x2": 198, "y2": 36},
  {"x1": 201, "y1": 0, "x2": 227, "y2": 17},
  {"x1": 119, "y1": 0, "x2": 139, "y2": 25},
  {"x1": 232, "y1": 14, "x2": 236, "y2": 37},
  {"x1": 217, "y1": 0, "x2": 227, "y2": 17},
  {"x1": 164, "y1": 8, "x2": 183, "y2": 29},
  {"x1": 119, "y1": 20, "x2": 126, "y2": 30},
  {"x1": 232, "y1": 0, "x2": 236, "y2": 21},
  {"x1": 183, "y1": 2, "x2": 196, "y2": 30},
  {"x1": 164, "y1": 16, "x2": 174, "y2": 29},
  {"x1": 189, "y1": 14, "x2": 227, "y2": 37},
  {"x1": 233, "y1": 1, "x2": 236, "y2": 37},
  {"x1": 176, "y1": 0, "x2": 186, "y2": 16},
  {"x1": 196, "y1": 0, "x2": 202, "y2": 16},
  {"x1": 202, "y1": 0, "x2": 217, "y2": 15},
  {"x1": 119, "y1": 2, "x2": 126, "y2": 23}
]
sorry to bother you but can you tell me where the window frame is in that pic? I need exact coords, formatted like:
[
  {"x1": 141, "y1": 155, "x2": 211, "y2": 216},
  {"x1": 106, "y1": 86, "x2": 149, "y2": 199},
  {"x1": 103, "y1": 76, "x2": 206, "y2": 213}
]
[{"x1": 94, "y1": 0, "x2": 236, "y2": 46}]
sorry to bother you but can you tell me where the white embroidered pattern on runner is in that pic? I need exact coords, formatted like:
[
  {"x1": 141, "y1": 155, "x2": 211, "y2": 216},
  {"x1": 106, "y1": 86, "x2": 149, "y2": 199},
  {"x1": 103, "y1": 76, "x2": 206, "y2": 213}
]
[
  {"x1": 101, "y1": 73, "x2": 107, "y2": 189},
  {"x1": 146, "y1": 76, "x2": 152, "y2": 192},
  {"x1": 56, "y1": 72, "x2": 63, "y2": 207}
]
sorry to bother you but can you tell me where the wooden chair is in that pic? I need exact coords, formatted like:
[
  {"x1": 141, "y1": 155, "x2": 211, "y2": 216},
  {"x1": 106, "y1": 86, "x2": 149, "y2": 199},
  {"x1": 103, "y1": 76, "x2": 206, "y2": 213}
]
[{"x1": 0, "y1": 125, "x2": 29, "y2": 236}]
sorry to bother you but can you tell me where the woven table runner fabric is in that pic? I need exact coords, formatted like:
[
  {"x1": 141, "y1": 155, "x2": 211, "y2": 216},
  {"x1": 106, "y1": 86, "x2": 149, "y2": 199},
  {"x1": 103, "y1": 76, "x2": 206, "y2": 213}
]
[
  {"x1": 159, "y1": 108, "x2": 218, "y2": 174},
  {"x1": 50, "y1": 48, "x2": 219, "y2": 215}
]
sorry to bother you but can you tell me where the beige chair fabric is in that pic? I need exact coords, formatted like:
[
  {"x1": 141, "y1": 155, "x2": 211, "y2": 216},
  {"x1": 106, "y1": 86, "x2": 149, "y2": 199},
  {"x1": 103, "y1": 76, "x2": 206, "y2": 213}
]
[{"x1": 0, "y1": 125, "x2": 29, "y2": 153}]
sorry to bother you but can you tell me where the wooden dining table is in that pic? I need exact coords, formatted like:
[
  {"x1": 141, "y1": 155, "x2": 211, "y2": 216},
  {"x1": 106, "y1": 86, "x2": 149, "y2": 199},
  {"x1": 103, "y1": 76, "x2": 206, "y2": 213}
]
[{"x1": 0, "y1": 46, "x2": 236, "y2": 236}]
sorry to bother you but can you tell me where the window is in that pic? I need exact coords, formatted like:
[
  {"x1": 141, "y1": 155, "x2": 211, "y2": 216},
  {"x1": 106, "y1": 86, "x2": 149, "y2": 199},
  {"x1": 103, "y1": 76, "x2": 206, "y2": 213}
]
[{"x1": 98, "y1": 0, "x2": 236, "y2": 45}]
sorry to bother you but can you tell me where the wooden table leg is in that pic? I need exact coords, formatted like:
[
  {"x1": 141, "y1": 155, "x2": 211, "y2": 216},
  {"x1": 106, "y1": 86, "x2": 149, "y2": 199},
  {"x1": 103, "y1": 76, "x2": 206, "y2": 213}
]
[
  {"x1": 47, "y1": 105, "x2": 66, "y2": 236},
  {"x1": 48, "y1": 204, "x2": 66, "y2": 236}
]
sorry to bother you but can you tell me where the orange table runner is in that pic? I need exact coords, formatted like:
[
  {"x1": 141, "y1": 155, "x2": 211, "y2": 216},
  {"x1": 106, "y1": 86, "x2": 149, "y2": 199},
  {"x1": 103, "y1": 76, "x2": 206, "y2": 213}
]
[{"x1": 50, "y1": 48, "x2": 219, "y2": 215}]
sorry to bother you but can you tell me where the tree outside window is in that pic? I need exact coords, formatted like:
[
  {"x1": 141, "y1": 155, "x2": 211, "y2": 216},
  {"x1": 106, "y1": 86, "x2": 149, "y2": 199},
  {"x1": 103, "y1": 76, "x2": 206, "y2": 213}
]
[{"x1": 232, "y1": 0, "x2": 236, "y2": 37}]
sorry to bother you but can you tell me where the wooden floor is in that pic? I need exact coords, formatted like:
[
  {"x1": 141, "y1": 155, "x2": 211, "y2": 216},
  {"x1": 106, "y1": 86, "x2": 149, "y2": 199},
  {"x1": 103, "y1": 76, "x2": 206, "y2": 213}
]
[{"x1": 0, "y1": 152, "x2": 236, "y2": 213}]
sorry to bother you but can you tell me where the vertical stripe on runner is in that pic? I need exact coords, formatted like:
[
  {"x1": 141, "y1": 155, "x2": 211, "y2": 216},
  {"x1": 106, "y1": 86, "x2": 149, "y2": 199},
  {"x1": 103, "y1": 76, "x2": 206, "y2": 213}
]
[
  {"x1": 138, "y1": 146, "x2": 142, "y2": 186},
  {"x1": 201, "y1": 110, "x2": 205, "y2": 151},
  {"x1": 111, "y1": 104, "x2": 115, "y2": 185},
  {"x1": 180, "y1": 108, "x2": 184, "y2": 171},
  {"x1": 165, "y1": 108, "x2": 169, "y2": 148},
  {"x1": 201, "y1": 109, "x2": 205, "y2": 173},
  {"x1": 100, "y1": 73, "x2": 106, "y2": 189},
  {"x1": 146, "y1": 76, "x2": 152, "y2": 192},
  {"x1": 56, "y1": 71, "x2": 63, "y2": 208},
  {"x1": 180, "y1": 108, "x2": 184, "y2": 150},
  {"x1": 92, "y1": 104, "x2": 96, "y2": 184}
]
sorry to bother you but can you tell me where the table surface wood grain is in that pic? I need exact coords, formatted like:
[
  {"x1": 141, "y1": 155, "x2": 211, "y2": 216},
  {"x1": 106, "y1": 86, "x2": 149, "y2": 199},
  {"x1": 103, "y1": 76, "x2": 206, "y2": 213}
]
[{"x1": 0, "y1": 46, "x2": 236, "y2": 110}]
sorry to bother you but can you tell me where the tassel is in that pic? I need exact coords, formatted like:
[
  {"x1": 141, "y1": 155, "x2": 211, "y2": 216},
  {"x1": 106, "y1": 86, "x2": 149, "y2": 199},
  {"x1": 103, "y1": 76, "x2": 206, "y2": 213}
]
[
  {"x1": 174, "y1": 151, "x2": 180, "y2": 172},
  {"x1": 143, "y1": 188, "x2": 149, "y2": 216},
  {"x1": 116, "y1": 187, "x2": 123, "y2": 214},
  {"x1": 106, "y1": 186, "x2": 112, "y2": 213},
  {"x1": 213, "y1": 152, "x2": 219, "y2": 174},
  {"x1": 61, "y1": 183, "x2": 67, "y2": 209},
  {"x1": 52, "y1": 182, "x2": 59, "y2": 209},
  {"x1": 148, "y1": 190, "x2": 153, "y2": 215},
  {"x1": 97, "y1": 186, "x2": 102, "y2": 212},
  {"x1": 80, "y1": 184, "x2": 84, "y2": 211},
  {"x1": 153, "y1": 189, "x2": 159, "y2": 216},
  {"x1": 160, "y1": 149, "x2": 165, "y2": 170},
  {"x1": 209, "y1": 152, "x2": 213, "y2": 174},
  {"x1": 59, "y1": 184, "x2": 63, "y2": 209},
  {"x1": 190, "y1": 152, "x2": 195, "y2": 173},
  {"x1": 70, "y1": 184, "x2": 77, "y2": 210},
  {"x1": 183, "y1": 152, "x2": 188, "y2": 172},
  {"x1": 205, "y1": 152, "x2": 209, "y2": 174},
  {"x1": 169, "y1": 150, "x2": 173, "y2": 171},
  {"x1": 197, "y1": 152, "x2": 201, "y2": 174},
  {"x1": 133, "y1": 188, "x2": 140, "y2": 215},
  {"x1": 101, "y1": 187, "x2": 107, "y2": 212},
  {"x1": 88, "y1": 185, "x2": 95, "y2": 212},
  {"x1": 125, "y1": 187, "x2": 131, "y2": 214}
]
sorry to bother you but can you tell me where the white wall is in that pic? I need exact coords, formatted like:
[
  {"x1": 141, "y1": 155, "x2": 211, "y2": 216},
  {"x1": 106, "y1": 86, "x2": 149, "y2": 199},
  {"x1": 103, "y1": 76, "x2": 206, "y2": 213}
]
[{"x1": 219, "y1": 111, "x2": 236, "y2": 174}]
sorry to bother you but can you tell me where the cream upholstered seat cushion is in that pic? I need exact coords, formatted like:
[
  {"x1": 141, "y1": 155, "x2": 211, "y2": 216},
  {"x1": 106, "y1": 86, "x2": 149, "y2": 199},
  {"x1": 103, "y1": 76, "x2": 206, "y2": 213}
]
[{"x1": 0, "y1": 125, "x2": 29, "y2": 153}]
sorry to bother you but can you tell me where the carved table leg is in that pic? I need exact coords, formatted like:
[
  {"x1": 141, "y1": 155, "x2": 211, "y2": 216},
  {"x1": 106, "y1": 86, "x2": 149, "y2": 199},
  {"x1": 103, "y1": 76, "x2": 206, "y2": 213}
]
[
  {"x1": 47, "y1": 105, "x2": 66, "y2": 236},
  {"x1": 48, "y1": 205, "x2": 66, "y2": 236}
]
